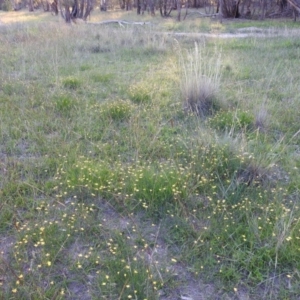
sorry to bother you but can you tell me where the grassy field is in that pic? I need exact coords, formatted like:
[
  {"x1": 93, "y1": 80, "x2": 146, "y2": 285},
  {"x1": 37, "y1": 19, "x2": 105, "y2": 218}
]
[{"x1": 0, "y1": 9, "x2": 300, "y2": 300}]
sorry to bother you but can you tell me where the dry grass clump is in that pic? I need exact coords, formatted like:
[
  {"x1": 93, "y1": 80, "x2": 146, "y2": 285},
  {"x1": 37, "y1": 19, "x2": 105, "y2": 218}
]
[
  {"x1": 179, "y1": 43, "x2": 222, "y2": 117},
  {"x1": 84, "y1": 26, "x2": 169, "y2": 55},
  {"x1": 236, "y1": 163, "x2": 268, "y2": 187},
  {"x1": 254, "y1": 105, "x2": 269, "y2": 132}
]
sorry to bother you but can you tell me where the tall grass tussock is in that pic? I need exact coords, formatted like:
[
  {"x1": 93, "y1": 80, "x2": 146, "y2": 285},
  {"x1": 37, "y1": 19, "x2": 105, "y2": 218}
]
[{"x1": 178, "y1": 42, "x2": 222, "y2": 117}]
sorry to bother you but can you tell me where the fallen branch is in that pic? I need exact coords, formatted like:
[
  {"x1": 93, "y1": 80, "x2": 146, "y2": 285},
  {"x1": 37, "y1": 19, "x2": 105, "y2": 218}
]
[
  {"x1": 287, "y1": 0, "x2": 300, "y2": 13},
  {"x1": 184, "y1": 11, "x2": 218, "y2": 19},
  {"x1": 87, "y1": 20, "x2": 151, "y2": 26}
]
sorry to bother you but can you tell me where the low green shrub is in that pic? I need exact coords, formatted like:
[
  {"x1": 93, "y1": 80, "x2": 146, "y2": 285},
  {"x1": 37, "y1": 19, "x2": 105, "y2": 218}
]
[
  {"x1": 128, "y1": 84, "x2": 151, "y2": 104},
  {"x1": 54, "y1": 94, "x2": 76, "y2": 116},
  {"x1": 209, "y1": 109, "x2": 254, "y2": 132},
  {"x1": 100, "y1": 99, "x2": 133, "y2": 121},
  {"x1": 62, "y1": 77, "x2": 81, "y2": 90}
]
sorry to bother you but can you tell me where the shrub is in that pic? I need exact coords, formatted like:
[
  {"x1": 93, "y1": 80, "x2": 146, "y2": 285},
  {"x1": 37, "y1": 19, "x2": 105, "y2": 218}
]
[
  {"x1": 79, "y1": 65, "x2": 91, "y2": 71},
  {"x1": 128, "y1": 84, "x2": 151, "y2": 104},
  {"x1": 62, "y1": 77, "x2": 81, "y2": 89},
  {"x1": 91, "y1": 73, "x2": 113, "y2": 83},
  {"x1": 100, "y1": 99, "x2": 133, "y2": 121},
  {"x1": 54, "y1": 94, "x2": 76, "y2": 116},
  {"x1": 209, "y1": 109, "x2": 254, "y2": 132}
]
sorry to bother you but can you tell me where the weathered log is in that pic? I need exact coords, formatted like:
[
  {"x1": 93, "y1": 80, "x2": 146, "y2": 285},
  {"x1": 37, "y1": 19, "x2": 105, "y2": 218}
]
[
  {"x1": 287, "y1": 0, "x2": 300, "y2": 13},
  {"x1": 287, "y1": 0, "x2": 300, "y2": 20},
  {"x1": 184, "y1": 11, "x2": 218, "y2": 18},
  {"x1": 88, "y1": 20, "x2": 151, "y2": 25}
]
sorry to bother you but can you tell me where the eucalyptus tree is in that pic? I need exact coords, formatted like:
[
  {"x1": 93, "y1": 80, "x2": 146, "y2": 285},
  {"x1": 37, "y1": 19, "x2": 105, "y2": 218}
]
[{"x1": 59, "y1": 0, "x2": 93, "y2": 22}]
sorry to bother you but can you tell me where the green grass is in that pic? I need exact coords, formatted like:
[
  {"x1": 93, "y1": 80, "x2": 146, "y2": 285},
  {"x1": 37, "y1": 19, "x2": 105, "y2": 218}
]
[{"x1": 1, "y1": 9, "x2": 300, "y2": 300}]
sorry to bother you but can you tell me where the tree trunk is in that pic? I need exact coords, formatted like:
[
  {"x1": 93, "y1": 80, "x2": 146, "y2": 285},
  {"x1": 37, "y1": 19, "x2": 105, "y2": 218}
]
[
  {"x1": 163, "y1": 0, "x2": 167, "y2": 15},
  {"x1": 148, "y1": 0, "x2": 155, "y2": 14},
  {"x1": 260, "y1": 0, "x2": 266, "y2": 19},
  {"x1": 64, "y1": 5, "x2": 71, "y2": 22},
  {"x1": 287, "y1": 0, "x2": 300, "y2": 19},
  {"x1": 51, "y1": 0, "x2": 58, "y2": 14},
  {"x1": 141, "y1": 0, "x2": 146, "y2": 13},
  {"x1": 125, "y1": 0, "x2": 132, "y2": 10},
  {"x1": 58, "y1": 0, "x2": 94, "y2": 22},
  {"x1": 159, "y1": 0, "x2": 167, "y2": 16},
  {"x1": 137, "y1": 0, "x2": 141, "y2": 13},
  {"x1": 177, "y1": 0, "x2": 181, "y2": 20},
  {"x1": 240, "y1": 0, "x2": 249, "y2": 15},
  {"x1": 42, "y1": 0, "x2": 50, "y2": 11},
  {"x1": 84, "y1": 0, "x2": 93, "y2": 20},
  {"x1": 71, "y1": 0, "x2": 79, "y2": 18},
  {"x1": 219, "y1": 0, "x2": 240, "y2": 17},
  {"x1": 79, "y1": 0, "x2": 85, "y2": 16},
  {"x1": 28, "y1": 0, "x2": 34, "y2": 11}
]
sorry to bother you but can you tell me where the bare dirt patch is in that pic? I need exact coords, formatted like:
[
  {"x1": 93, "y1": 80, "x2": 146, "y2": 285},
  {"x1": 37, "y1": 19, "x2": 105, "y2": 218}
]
[
  {"x1": 91, "y1": 200, "x2": 245, "y2": 300},
  {"x1": 0, "y1": 236, "x2": 15, "y2": 294},
  {"x1": 171, "y1": 27, "x2": 300, "y2": 39}
]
